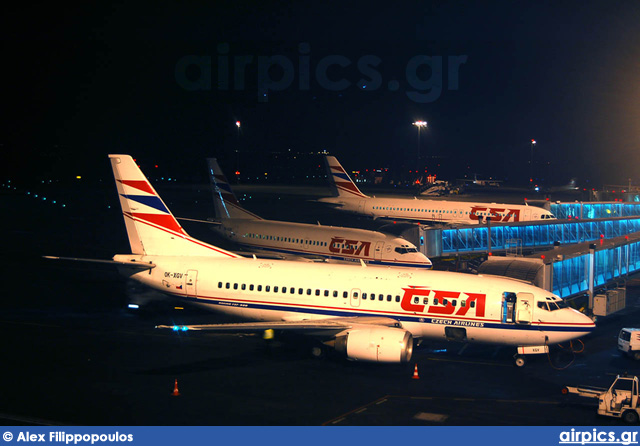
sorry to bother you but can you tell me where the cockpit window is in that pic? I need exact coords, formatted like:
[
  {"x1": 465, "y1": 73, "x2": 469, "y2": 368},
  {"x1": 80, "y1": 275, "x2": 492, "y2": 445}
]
[
  {"x1": 540, "y1": 297, "x2": 568, "y2": 311},
  {"x1": 395, "y1": 246, "x2": 418, "y2": 254}
]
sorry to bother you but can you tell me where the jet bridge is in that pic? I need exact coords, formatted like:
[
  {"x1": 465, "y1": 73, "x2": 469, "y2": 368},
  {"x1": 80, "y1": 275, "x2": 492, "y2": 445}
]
[
  {"x1": 477, "y1": 232, "x2": 640, "y2": 314},
  {"x1": 411, "y1": 215, "x2": 640, "y2": 258}
]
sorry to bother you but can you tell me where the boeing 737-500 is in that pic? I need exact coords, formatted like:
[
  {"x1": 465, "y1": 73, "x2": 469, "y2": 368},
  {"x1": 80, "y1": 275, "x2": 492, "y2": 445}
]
[
  {"x1": 207, "y1": 158, "x2": 432, "y2": 268},
  {"x1": 319, "y1": 156, "x2": 556, "y2": 225},
  {"x1": 47, "y1": 155, "x2": 593, "y2": 366}
]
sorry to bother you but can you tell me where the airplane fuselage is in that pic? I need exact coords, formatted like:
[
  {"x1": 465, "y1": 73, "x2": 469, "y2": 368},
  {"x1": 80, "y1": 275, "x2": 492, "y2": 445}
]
[
  {"x1": 214, "y1": 219, "x2": 432, "y2": 269},
  {"x1": 319, "y1": 196, "x2": 556, "y2": 224},
  {"x1": 119, "y1": 254, "x2": 594, "y2": 346}
]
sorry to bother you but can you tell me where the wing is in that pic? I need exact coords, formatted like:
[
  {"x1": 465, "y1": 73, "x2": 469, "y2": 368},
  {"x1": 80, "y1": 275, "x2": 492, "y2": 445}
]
[{"x1": 157, "y1": 316, "x2": 402, "y2": 335}]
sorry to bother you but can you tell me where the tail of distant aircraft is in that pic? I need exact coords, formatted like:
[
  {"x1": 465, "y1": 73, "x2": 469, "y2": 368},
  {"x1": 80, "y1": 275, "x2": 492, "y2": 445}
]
[
  {"x1": 324, "y1": 156, "x2": 368, "y2": 199},
  {"x1": 207, "y1": 158, "x2": 262, "y2": 221},
  {"x1": 109, "y1": 154, "x2": 239, "y2": 258}
]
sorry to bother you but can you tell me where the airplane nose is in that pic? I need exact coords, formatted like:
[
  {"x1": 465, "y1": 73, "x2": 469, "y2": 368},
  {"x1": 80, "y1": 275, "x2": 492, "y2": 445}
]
[{"x1": 574, "y1": 309, "x2": 596, "y2": 331}]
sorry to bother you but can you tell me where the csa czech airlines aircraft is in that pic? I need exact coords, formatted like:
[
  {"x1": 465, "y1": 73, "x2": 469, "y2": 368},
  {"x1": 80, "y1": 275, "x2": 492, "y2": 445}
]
[
  {"x1": 53, "y1": 155, "x2": 593, "y2": 366},
  {"x1": 207, "y1": 158, "x2": 432, "y2": 269},
  {"x1": 319, "y1": 156, "x2": 557, "y2": 224}
]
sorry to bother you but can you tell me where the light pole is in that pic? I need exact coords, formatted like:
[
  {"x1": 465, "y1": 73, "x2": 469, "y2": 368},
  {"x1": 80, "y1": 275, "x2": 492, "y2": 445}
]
[
  {"x1": 529, "y1": 139, "x2": 536, "y2": 186},
  {"x1": 235, "y1": 121, "x2": 241, "y2": 174},
  {"x1": 412, "y1": 120, "x2": 427, "y2": 167}
]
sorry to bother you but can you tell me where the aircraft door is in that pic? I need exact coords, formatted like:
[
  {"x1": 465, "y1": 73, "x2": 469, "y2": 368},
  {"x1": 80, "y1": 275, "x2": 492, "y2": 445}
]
[
  {"x1": 350, "y1": 288, "x2": 361, "y2": 307},
  {"x1": 185, "y1": 270, "x2": 198, "y2": 297},
  {"x1": 374, "y1": 241, "x2": 384, "y2": 260},
  {"x1": 523, "y1": 208, "x2": 532, "y2": 221},
  {"x1": 515, "y1": 292, "x2": 533, "y2": 324},
  {"x1": 358, "y1": 200, "x2": 366, "y2": 213}
]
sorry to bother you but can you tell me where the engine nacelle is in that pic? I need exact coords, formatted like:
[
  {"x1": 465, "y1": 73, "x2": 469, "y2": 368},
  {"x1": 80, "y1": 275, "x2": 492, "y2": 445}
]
[{"x1": 334, "y1": 327, "x2": 413, "y2": 363}]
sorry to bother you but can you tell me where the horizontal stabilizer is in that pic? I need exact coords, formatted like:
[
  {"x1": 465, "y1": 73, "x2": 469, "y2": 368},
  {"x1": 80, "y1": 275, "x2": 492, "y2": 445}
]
[{"x1": 43, "y1": 256, "x2": 156, "y2": 269}]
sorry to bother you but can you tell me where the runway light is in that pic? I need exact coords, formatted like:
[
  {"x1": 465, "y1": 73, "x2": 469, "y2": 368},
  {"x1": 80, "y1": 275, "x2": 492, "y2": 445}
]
[{"x1": 128, "y1": 304, "x2": 139, "y2": 309}]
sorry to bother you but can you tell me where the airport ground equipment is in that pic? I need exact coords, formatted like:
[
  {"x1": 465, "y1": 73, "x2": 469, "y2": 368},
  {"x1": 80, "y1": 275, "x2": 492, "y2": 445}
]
[
  {"x1": 618, "y1": 328, "x2": 640, "y2": 360},
  {"x1": 563, "y1": 375, "x2": 639, "y2": 424}
]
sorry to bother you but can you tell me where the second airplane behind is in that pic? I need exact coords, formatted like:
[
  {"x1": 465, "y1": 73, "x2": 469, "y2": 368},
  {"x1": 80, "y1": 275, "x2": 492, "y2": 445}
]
[
  {"x1": 208, "y1": 158, "x2": 432, "y2": 269},
  {"x1": 319, "y1": 156, "x2": 557, "y2": 224}
]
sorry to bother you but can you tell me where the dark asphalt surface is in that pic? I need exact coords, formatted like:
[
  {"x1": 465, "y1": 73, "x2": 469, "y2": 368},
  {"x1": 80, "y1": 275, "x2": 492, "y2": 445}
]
[{"x1": 1, "y1": 183, "x2": 639, "y2": 426}]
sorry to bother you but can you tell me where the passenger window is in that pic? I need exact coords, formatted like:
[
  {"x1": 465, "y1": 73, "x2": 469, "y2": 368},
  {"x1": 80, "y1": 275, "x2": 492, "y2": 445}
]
[
  {"x1": 434, "y1": 298, "x2": 439, "y2": 305},
  {"x1": 395, "y1": 296, "x2": 400, "y2": 302},
  {"x1": 362, "y1": 293, "x2": 367, "y2": 299},
  {"x1": 307, "y1": 289, "x2": 311, "y2": 295},
  {"x1": 281, "y1": 286, "x2": 286, "y2": 293},
  {"x1": 226, "y1": 283, "x2": 230, "y2": 289},
  {"x1": 378, "y1": 294, "x2": 383, "y2": 301},
  {"x1": 250, "y1": 284, "x2": 254, "y2": 291},
  {"x1": 414, "y1": 297, "x2": 420, "y2": 304},
  {"x1": 290, "y1": 288, "x2": 295, "y2": 294},
  {"x1": 257, "y1": 285, "x2": 262, "y2": 291},
  {"x1": 333, "y1": 291, "x2": 338, "y2": 297},
  {"x1": 343, "y1": 291, "x2": 348, "y2": 298},
  {"x1": 241, "y1": 284, "x2": 246, "y2": 290},
  {"x1": 265, "y1": 285, "x2": 270, "y2": 292},
  {"x1": 452, "y1": 300, "x2": 457, "y2": 307},
  {"x1": 354, "y1": 292, "x2": 359, "y2": 298},
  {"x1": 461, "y1": 300, "x2": 466, "y2": 307},
  {"x1": 470, "y1": 301, "x2": 475, "y2": 308},
  {"x1": 315, "y1": 289, "x2": 320, "y2": 296},
  {"x1": 274, "y1": 286, "x2": 278, "y2": 292},
  {"x1": 387, "y1": 295, "x2": 392, "y2": 302},
  {"x1": 324, "y1": 290, "x2": 329, "y2": 297},
  {"x1": 298, "y1": 288, "x2": 303, "y2": 294},
  {"x1": 218, "y1": 282, "x2": 222, "y2": 288},
  {"x1": 233, "y1": 283, "x2": 238, "y2": 290}
]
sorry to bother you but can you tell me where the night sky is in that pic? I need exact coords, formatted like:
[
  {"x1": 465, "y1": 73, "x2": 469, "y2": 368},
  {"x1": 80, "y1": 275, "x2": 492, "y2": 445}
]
[{"x1": 3, "y1": 1, "x2": 640, "y2": 187}]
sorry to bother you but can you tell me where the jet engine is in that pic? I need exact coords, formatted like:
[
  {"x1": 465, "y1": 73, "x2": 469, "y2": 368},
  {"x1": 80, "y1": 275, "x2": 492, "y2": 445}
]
[{"x1": 334, "y1": 327, "x2": 413, "y2": 363}]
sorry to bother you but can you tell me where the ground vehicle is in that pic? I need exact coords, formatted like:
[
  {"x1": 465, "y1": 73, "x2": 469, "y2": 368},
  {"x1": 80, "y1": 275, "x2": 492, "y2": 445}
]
[
  {"x1": 563, "y1": 375, "x2": 639, "y2": 424},
  {"x1": 618, "y1": 328, "x2": 640, "y2": 360}
]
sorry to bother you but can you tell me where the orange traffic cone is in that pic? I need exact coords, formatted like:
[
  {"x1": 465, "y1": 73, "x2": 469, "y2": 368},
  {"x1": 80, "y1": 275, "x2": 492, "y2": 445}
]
[
  {"x1": 172, "y1": 379, "x2": 181, "y2": 396},
  {"x1": 412, "y1": 364, "x2": 420, "y2": 380}
]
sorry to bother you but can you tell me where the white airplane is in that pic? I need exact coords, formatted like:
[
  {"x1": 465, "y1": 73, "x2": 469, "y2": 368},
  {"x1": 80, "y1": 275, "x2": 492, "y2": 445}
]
[
  {"x1": 50, "y1": 154, "x2": 594, "y2": 366},
  {"x1": 318, "y1": 156, "x2": 557, "y2": 224},
  {"x1": 207, "y1": 158, "x2": 432, "y2": 269}
]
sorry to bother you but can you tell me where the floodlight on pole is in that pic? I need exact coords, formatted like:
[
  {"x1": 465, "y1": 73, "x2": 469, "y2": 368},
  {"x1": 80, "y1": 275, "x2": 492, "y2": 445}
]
[
  {"x1": 530, "y1": 139, "x2": 536, "y2": 184},
  {"x1": 412, "y1": 121, "x2": 428, "y2": 165}
]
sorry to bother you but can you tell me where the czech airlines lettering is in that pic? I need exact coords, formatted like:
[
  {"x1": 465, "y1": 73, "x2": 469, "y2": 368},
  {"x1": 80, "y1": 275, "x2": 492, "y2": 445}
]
[
  {"x1": 329, "y1": 237, "x2": 371, "y2": 256},
  {"x1": 469, "y1": 206, "x2": 521, "y2": 222},
  {"x1": 400, "y1": 286, "x2": 486, "y2": 317}
]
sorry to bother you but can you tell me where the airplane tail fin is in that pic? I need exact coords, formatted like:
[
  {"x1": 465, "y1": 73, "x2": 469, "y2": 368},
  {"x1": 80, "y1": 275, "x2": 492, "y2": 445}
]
[
  {"x1": 109, "y1": 154, "x2": 238, "y2": 258},
  {"x1": 323, "y1": 155, "x2": 368, "y2": 198},
  {"x1": 207, "y1": 158, "x2": 262, "y2": 221}
]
